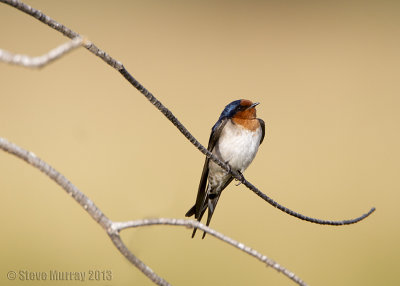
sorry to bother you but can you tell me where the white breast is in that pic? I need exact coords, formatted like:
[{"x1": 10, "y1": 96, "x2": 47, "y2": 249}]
[{"x1": 212, "y1": 119, "x2": 262, "y2": 172}]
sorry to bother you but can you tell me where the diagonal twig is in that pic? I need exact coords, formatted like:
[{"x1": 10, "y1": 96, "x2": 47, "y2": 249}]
[
  {"x1": 0, "y1": 0, "x2": 375, "y2": 225},
  {"x1": 0, "y1": 137, "x2": 168, "y2": 285},
  {"x1": 0, "y1": 137, "x2": 307, "y2": 286}
]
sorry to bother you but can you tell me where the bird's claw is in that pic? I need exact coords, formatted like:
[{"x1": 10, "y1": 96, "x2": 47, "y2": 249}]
[
  {"x1": 224, "y1": 161, "x2": 244, "y2": 186},
  {"x1": 235, "y1": 170, "x2": 245, "y2": 186}
]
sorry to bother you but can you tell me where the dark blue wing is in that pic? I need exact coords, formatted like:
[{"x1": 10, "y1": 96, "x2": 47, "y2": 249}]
[
  {"x1": 185, "y1": 118, "x2": 229, "y2": 237},
  {"x1": 258, "y1": 119, "x2": 266, "y2": 144}
]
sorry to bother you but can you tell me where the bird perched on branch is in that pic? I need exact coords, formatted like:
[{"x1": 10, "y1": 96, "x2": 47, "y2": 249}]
[{"x1": 185, "y1": 99, "x2": 265, "y2": 238}]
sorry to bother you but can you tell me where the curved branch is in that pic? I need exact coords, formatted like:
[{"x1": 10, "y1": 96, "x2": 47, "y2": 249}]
[
  {"x1": 241, "y1": 179, "x2": 376, "y2": 225},
  {"x1": 0, "y1": 37, "x2": 82, "y2": 68},
  {"x1": 0, "y1": 0, "x2": 122, "y2": 69},
  {"x1": 0, "y1": 0, "x2": 375, "y2": 225},
  {"x1": 112, "y1": 218, "x2": 306, "y2": 286},
  {"x1": 0, "y1": 137, "x2": 170, "y2": 286},
  {"x1": 0, "y1": 137, "x2": 306, "y2": 286},
  {"x1": 119, "y1": 68, "x2": 376, "y2": 225}
]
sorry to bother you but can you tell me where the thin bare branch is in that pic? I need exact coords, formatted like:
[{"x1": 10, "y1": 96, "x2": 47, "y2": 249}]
[
  {"x1": 0, "y1": 0, "x2": 375, "y2": 230},
  {"x1": 0, "y1": 137, "x2": 307, "y2": 285},
  {"x1": 0, "y1": 137, "x2": 170, "y2": 286},
  {"x1": 120, "y1": 67, "x2": 376, "y2": 225},
  {"x1": 0, "y1": 0, "x2": 122, "y2": 69},
  {"x1": 113, "y1": 218, "x2": 306, "y2": 285},
  {"x1": 0, "y1": 0, "x2": 373, "y2": 225},
  {"x1": 0, "y1": 37, "x2": 82, "y2": 68}
]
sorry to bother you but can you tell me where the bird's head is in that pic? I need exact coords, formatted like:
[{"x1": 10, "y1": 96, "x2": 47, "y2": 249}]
[{"x1": 219, "y1": 99, "x2": 260, "y2": 121}]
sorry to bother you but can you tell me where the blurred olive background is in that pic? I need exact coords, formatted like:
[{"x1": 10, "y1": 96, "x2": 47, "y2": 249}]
[{"x1": 0, "y1": 0, "x2": 399, "y2": 285}]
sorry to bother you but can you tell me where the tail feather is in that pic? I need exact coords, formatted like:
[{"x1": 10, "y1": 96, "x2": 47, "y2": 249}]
[
  {"x1": 186, "y1": 173, "x2": 234, "y2": 239},
  {"x1": 186, "y1": 186, "x2": 226, "y2": 239},
  {"x1": 201, "y1": 194, "x2": 221, "y2": 239},
  {"x1": 185, "y1": 205, "x2": 196, "y2": 217},
  {"x1": 185, "y1": 203, "x2": 207, "y2": 238}
]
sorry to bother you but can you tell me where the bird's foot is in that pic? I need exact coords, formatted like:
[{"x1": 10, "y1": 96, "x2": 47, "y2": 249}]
[{"x1": 235, "y1": 170, "x2": 245, "y2": 186}]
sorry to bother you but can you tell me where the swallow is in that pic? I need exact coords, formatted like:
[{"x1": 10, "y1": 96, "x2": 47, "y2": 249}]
[{"x1": 185, "y1": 99, "x2": 265, "y2": 238}]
